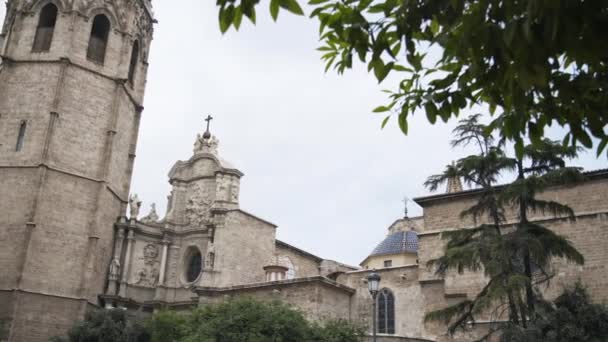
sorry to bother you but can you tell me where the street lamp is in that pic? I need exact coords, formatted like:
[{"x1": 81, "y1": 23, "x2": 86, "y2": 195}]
[{"x1": 367, "y1": 271, "x2": 381, "y2": 342}]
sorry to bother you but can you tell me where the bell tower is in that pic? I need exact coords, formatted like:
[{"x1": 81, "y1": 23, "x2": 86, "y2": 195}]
[{"x1": 0, "y1": 0, "x2": 155, "y2": 341}]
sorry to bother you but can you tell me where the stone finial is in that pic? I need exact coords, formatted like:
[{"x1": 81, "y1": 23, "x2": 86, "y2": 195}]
[
  {"x1": 193, "y1": 134, "x2": 219, "y2": 155},
  {"x1": 141, "y1": 203, "x2": 159, "y2": 223},
  {"x1": 129, "y1": 194, "x2": 142, "y2": 219}
]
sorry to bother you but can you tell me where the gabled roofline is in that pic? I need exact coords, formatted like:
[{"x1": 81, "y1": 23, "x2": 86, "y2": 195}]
[
  {"x1": 414, "y1": 168, "x2": 608, "y2": 207},
  {"x1": 226, "y1": 209, "x2": 278, "y2": 228},
  {"x1": 275, "y1": 239, "x2": 323, "y2": 263}
]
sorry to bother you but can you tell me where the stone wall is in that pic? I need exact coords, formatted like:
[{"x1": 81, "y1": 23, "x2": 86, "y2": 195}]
[
  {"x1": 415, "y1": 174, "x2": 608, "y2": 302},
  {"x1": 197, "y1": 277, "x2": 354, "y2": 322},
  {"x1": 213, "y1": 210, "x2": 276, "y2": 287},
  {"x1": 275, "y1": 242, "x2": 321, "y2": 278}
]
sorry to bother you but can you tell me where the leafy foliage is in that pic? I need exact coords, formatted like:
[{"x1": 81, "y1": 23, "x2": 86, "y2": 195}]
[
  {"x1": 50, "y1": 309, "x2": 149, "y2": 342},
  {"x1": 502, "y1": 284, "x2": 608, "y2": 342},
  {"x1": 55, "y1": 298, "x2": 364, "y2": 342},
  {"x1": 423, "y1": 115, "x2": 586, "y2": 338},
  {"x1": 216, "y1": 0, "x2": 608, "y2": 157}
]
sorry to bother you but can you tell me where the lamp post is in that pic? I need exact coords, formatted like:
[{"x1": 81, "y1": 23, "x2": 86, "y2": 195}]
[{"x1": 367, "y1": 271, "x2": 381, "y2": 342}]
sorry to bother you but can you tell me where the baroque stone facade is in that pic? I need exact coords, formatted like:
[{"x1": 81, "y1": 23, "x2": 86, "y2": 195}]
[{"x1": 101, "y1": 129, "x2": 608, "y2": 342}]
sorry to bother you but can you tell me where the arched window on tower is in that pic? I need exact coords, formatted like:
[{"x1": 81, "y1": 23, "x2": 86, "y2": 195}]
[
  {"x1": 127, "y1": 40, "x2": 139, "y2": 85},
  {"x1": 87, "y1": 14, "x2": 110, "y2": 64},
  {"x1": 15, "y1": 120, "x2": 27, "y2": 152},
  {"x1": 32, "y1": 3, "x2": 58, "y2": 52},
  {"x1": 377, "y1": 288, "x2": 395, "y2": 334}
]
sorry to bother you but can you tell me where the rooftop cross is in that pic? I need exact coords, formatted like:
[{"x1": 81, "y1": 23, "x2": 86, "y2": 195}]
[
  {"x1": 402, "y1": 196, "x2": 409, "y2": 218},
  {"x1": 203, "y1": 114, "x2": 213, "y2": 139}
]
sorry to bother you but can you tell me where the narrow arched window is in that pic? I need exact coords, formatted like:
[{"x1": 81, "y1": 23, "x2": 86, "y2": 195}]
[
  {"x1": 127, "y1": 40, "x2": 139, "y2": 85},
  {"x1": 377, "y1": 288, "x2": 395, "y2": 334},
  {"x1": 15, "y1": 121, "x2": 27, "y2": 151},
  {"x1": 87, "y1": 14, "x2": 110, "y2": 64},
  {"x1": 32, "y1": 4, "x2": 58, "y2": 52}
]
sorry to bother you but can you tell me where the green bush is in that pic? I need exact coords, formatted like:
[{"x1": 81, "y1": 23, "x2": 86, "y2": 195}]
[
  {"x1": 53, "y1": 298, "x2": 364, "y2": 342},
  {"x1": 51, "y1": 308, "x2": 148, "y2": 342}
]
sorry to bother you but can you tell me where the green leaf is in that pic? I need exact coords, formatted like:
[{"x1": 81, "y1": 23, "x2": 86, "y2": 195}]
[
  {"x1": 425, "y1": 102, "x2": 438, "y2": 124},
  {"x1": 398, "y1": 112, "x2": 408, "y2": 134},
  {"x1": 279, "y1": 0, "x2": 304, "y2": 16},
  {"x1": 373, "y1": 106, "x2": 391, "y2": 113},
  {"x1": 381, "y1": 116, "x2": 390, "y2": 129},
  {"x1": 233, "y1": 6, "x2": 243, "y2": 30},
  {"x1": 597, "y1": 138, "x2": 608, "y2": 157},
  {"x1": 270, "y1": 0, "x2": 280, "y2": 21}
]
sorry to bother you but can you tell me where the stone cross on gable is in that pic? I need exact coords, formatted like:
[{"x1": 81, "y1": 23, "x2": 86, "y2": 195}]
[{"x1": 203, "y1": 114, "x2": 213, "y2": 139}]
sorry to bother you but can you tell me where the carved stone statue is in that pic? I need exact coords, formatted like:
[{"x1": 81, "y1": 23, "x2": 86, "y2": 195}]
[
  {"x1": 193, "y1": 134, "x2": 219, "y2": 155},
  {"x1": 205, "y1": 240, "x2": 216, "y2": 270},
  {"x1": 129, "y1": 194, "x2": 142, "y2": 219},
  {"x1": 140, "y1": 203, "x2": 159, "y2": 223},
  {"x1": 109, "y1": 258, "x2": 121, "y2": 281}
]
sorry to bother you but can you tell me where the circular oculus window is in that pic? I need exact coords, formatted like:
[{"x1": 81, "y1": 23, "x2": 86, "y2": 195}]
[{"x1": 184, "y1": 247, "x2": 203, "y2": 283}]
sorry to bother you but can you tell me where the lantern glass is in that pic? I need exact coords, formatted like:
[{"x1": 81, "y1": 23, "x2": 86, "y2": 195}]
[{"x1": 367, "y1": 272, "x2": 381, "y2": 294}]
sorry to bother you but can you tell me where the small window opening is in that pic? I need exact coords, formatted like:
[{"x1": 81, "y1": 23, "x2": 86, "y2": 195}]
[
  {"x1": 377, "y1": 288, "x2": 395, "y2": 334},
  {"x1": 127, "y1": 40, "x2": 139, "y2": 85},
  {"x1": 185, "y1": 249, "x2": 202, "y2": 283},
  {"x1": 384, "y1": 260, "x2": 393, "y2": 268},
  {"x1": 16, "y1": 121, "x2": 27, "y2": 151},
  {"x1": 32, "y1": 4, "x2": 58, "y2": 52},
  {"x1": 87, "y1": 14, "x2": 110, "y2": 64}
]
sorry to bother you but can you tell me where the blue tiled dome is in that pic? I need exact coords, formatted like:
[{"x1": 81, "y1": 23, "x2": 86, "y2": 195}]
[{"x1": 370, "y1": 231, "x2": 418, "y2": 256}]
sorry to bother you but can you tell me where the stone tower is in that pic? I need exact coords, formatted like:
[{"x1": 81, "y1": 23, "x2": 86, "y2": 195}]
[{"x1": 0, "y1": 0, "x2": 154, "y2": 341}]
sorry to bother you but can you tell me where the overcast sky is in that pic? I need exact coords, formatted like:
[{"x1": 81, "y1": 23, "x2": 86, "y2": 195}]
[{"x1": 2, "y1": 2, "x2": 605, "y2": 266}]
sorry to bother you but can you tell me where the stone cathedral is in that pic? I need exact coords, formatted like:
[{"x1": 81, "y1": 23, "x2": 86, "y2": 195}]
[{"x1": 0, "y1": 1, "x2": 607, "y2": 342}]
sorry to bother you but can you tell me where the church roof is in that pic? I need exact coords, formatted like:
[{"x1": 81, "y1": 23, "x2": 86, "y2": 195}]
[{"x1": 369, "y1": 230, "x2": 418, "y2": 257}]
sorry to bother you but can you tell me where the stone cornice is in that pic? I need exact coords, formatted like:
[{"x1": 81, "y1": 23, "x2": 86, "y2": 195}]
[
  {"x1": 194, "y1": 276, "x2": 356, "y2": 295},
  {"x1": 414, "y1": 168, "x2": 608, "y2": 206},
  {"x1": 0, "y1": 164, "x2": 128, "y2": 203},
  {"x1": 0, "y1": 55, "x2": 144, "y2": 111},
  {"x1": 417, "y1": 210, "x2": 608, "y2": 237}
]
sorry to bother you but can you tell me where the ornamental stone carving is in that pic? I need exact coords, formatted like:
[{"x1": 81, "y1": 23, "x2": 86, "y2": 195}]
[
  {"x1": 79, "y1": 0, "x2": 128, "y2": 29},
  {"x1": 132, "y1": 243, "x2": 160, "y2": 287},
  {"x1": 143, "y1": 243, "x2": 159, "y2": 265},
  {"x1": 140, "y1": 203, "x2": 159, "y2": 223},
  {"x1": 193, "y1": 135, "x2": 219, "y2": 155},
  {"x1": 185, "y1": 184, "x2": 213, "y2": 227},
  {"x1": 135, "y1": 267, "x2": 158, "y2": 287}
]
